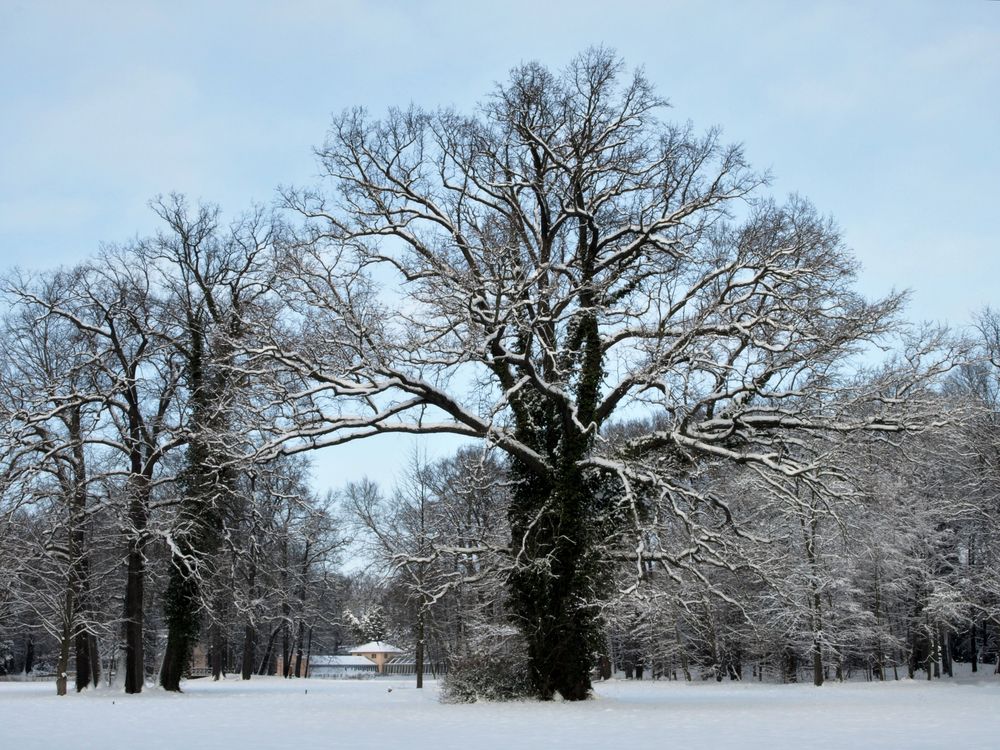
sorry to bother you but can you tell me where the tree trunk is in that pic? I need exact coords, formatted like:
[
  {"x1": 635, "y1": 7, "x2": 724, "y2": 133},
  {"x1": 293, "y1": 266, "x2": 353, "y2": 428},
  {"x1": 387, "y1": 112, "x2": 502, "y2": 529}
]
[
  {"x1": 56, "y1": 587, "x2": 73, "y2": 696},
  {"x1": 241, "y1": 623, "x2": 256, "y2": 680},
  {"x1": 258, "y1": 626, "x2": 281, "y2": 676},
  {"x1": 123, "y1": 477, "x2": 149, "y2": 693},
  {"x1": 801, "y1": 498, "x2": 823, "y2": 687},
  {"x1": 160, "y1": 551, "x2": 200, "y2": 692},
  {"x1": 123, "y1": 539, "x2": 146, "y2": 692},
  {"x1": 674, "y1": 620, "x2": 691, "y2": 682},
  {"x1": 73, "y1": 631, "x2": 100, "y2": 693},
  {"x1": 69, "y1": 405, "x2": 99, "y2": 692},
  {"x1": 293, "y1": 619, "x2": 305, "y2": 678},
  {"x1": 211, "y1": 620, "x2": 224, "y2": 680},
  {"x1": 304, "y1": 626, "x2": 313, "y2": 679},
  {"x1": 784, "y1": 648, "x2": 798, "y2": 683},
  {"x1": 812, "y1": 640, "x2": 823, "y2": 687},
  {"x1": 506, "y1": 325, "x2": 605, "y2": 702},
  {"x1": 415, "y1": 609, "x2": 425, "y2": 689},
  {"x1": 872, "y1": 570, "x2": 885, "y2": 681},
  {"x1": 162, "y1": 314, "x2": 229, "y2": 691},
  {"x1": 971, "y1": 622, "x2": 979, "y2": 673},
  {"x1": 23, "y1": 633, "x2": 34, "y2": 675},
  {"x1": 939, "y1": 624, "x2": 952, "y2": 678},
  {"x1": 507, "y1": 462, "x2": 602, "y2": 700}
]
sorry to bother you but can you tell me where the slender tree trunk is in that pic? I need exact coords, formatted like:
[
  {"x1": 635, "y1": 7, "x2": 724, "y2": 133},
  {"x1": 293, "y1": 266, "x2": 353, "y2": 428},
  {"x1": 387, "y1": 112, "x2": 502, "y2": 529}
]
[
  {"x1": 241, "y1": 623, "x2": 256, "y2": 680},
  {"x1": 293, "y1": 619, "x2": 305, "y2": 678},
  {"x1": 258, "y1": 626, "x2": 281, "y2": 676},
  {"x1": 241, "y1": 561, "x2": 258, "y2": 680},
  {"x1": 872, "y1": 570, "x2": 885, "y2": 681},
  {"x1": 280, "y1": 534, "x2": 291, "y2": 678},
  {"x1": 304, "y1": 626, "x2": 313, "y2": 679},
  {"x1": 293, "y1": 540, "x2": 311, "y2": 678},
  {"x1": 282, "y1": 621, "x2": 293, "y2": 678},
  {"x1": 56, "y1": 587, "x2": 73, "y2": 696},
  {"x1": 800, "y1": 494, "x2": 823, "y2": 687},
  {"x1": 971, "y1": 622, "x2": 979, "y2": 673},
  {"x1": 940, "y1": 624, "x2": 952, "y2": 678},
  {"x1": 415, "y1": 609, "x2": 425, "y2": 689},
  {"x1": 23, "y1": 633, "x2": 34, "y2": 675},
  {"x1": 674, "y1": 620, "x2": 691, "y2": 682},
  {"x1": 211, "y1": 620, "x2": 224, "y2": 680}
]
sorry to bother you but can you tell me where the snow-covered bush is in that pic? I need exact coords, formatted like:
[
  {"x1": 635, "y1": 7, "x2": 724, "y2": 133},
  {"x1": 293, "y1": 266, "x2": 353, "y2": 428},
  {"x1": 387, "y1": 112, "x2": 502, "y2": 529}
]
[{"x1": 440, "y1": 652, "x2": 534, "y2": 703}]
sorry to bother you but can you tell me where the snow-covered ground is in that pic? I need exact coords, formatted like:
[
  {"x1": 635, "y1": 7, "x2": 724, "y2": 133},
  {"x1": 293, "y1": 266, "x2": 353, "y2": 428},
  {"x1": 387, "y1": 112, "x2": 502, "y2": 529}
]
[{"x1": 2, "y1": 669, "x2": 998, "y2": 749}]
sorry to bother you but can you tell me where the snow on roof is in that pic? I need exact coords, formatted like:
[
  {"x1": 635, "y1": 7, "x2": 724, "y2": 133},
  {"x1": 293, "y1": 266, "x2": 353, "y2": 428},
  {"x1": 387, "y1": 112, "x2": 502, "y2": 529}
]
[
  {"x1": 350, "y1": 641, "x2": 403, "y2": 654},
  {"x1": 309, "y1": 655, "x2": 376, "y2": 667}
]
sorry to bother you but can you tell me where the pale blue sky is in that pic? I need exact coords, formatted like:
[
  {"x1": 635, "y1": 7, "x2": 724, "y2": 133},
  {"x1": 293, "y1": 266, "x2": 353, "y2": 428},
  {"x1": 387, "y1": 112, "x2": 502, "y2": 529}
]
[{"x1": 2, "y1": 0, "x2": 998, "y2": 490}]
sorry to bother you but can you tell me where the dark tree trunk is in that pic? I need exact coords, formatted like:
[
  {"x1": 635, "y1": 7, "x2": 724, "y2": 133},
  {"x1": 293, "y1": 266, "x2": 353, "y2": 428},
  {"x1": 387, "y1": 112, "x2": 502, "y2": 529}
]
[
  {"x1": 293, "y1": 620, "x2": 305, "y2": 678},
  {"x1": 258, "y1": 626, "x2": 281, "y2": 676},
  {"x1": 161, "y1": 310, "x2": 230, "y2": 691},
  {"x1": 281, "y1": 620, "x2": 291, "y2": 678},
  {"x1": 160, "y1": 549, "x2": 201, "y2": 691},
  {"x1": 415, "y1": 610, "x2": 425, "y2": 689},
  {"x1": 812, "y1": 641, "x2": 823, "y2": 687},
  {"x1": 241, "y1": 560, "x2": 258, "y2": 680},
  {"x1": 280, "y1": 535, "x2": 291, "y2": 678},
  {"x1": 124, "y1": 475, "x2": 149, "y2": 693},
  {"x1": 939, "y1": 624, "x2": 952, "y2": 678},
  {"x1": 123, "y1": 540, "x2": 146, "y2": 692},
  {"x1": 69, "y1": 405, "x2": 100, "y2": 692},
  {"x1": 304, "y1": 626, "x2": 313, "y2": 678},
  {"x1": 74, "y1": 631, "x2": 99, "y2": 693},
  {"x1": 598, "y1": 653, "x2": 612, "y2": 681},
  {"x1": 504, "y1": 258, "x2": 606, "y2": 701},
  {"x1": 56, "y1": 587, "x2": 73, "y2": 696},
  {"x1": 872, "y1": 570, "x2": 885, "y2": 681},
  {"x1": 508, "y1": 460, "x2": 603, "y2": 700},
  {"x1": 293, "y1": 539, "x2": 311, "y2": 678},
  {"x1": 241, "y1": 623, "x2": 256, "y2": 680},
  {"x1": 971, "y1": 622, "x2": 979, "y2": 673},
  {"x1": 23, "y1": 633, "x2": 34, "y2": 674},
  {"x1": 675, "y1": 624, "x2": 691, "y2": 681},
  {"x1": 211, "y1": 620, "x2": 225, "y2": 680},
  {"x1": 784, "y1": 648, "x2": 798, "y2": 683}
]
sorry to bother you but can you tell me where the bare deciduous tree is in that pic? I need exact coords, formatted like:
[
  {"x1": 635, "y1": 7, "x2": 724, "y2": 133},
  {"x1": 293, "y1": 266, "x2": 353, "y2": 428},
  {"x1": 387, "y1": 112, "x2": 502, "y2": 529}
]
[{"x1": 254, "y1": 49, "x2": 946, "y2": 699}]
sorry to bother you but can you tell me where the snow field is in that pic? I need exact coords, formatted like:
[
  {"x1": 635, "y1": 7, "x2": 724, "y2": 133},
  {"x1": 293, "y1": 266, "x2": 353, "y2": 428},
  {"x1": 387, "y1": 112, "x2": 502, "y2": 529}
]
[{"x1": 1, "y1": 671, "x2": 998, "y2": 750}]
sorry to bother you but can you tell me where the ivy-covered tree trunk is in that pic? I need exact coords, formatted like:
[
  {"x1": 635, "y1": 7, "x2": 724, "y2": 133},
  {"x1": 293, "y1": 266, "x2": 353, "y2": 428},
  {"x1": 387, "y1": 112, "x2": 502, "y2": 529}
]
[
  {"x1": 161, "y1": 321, "x2": 228, "y2": 691},
  {"x1": 507, "y1": 309, "x2": 606, "y2": 701},
  {"x1": 508, "y1": 461, "x2": 603, "y2": 700},
  {"x1": 160, "y1": 542, "x2": 201, "y2": 691},
  {"x1": 160, "y1": 447, "x2": 228, "y2": 690}
]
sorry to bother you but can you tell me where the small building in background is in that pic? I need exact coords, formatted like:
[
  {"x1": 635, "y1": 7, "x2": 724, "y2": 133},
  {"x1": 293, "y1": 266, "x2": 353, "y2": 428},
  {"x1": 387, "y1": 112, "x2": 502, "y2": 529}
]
[
  {"x1": 349, "y1": 641, "x2": 403, "y2": 673},
  {"x1": 307, "y1": 655, "x2": 378, "y2": 679}
]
